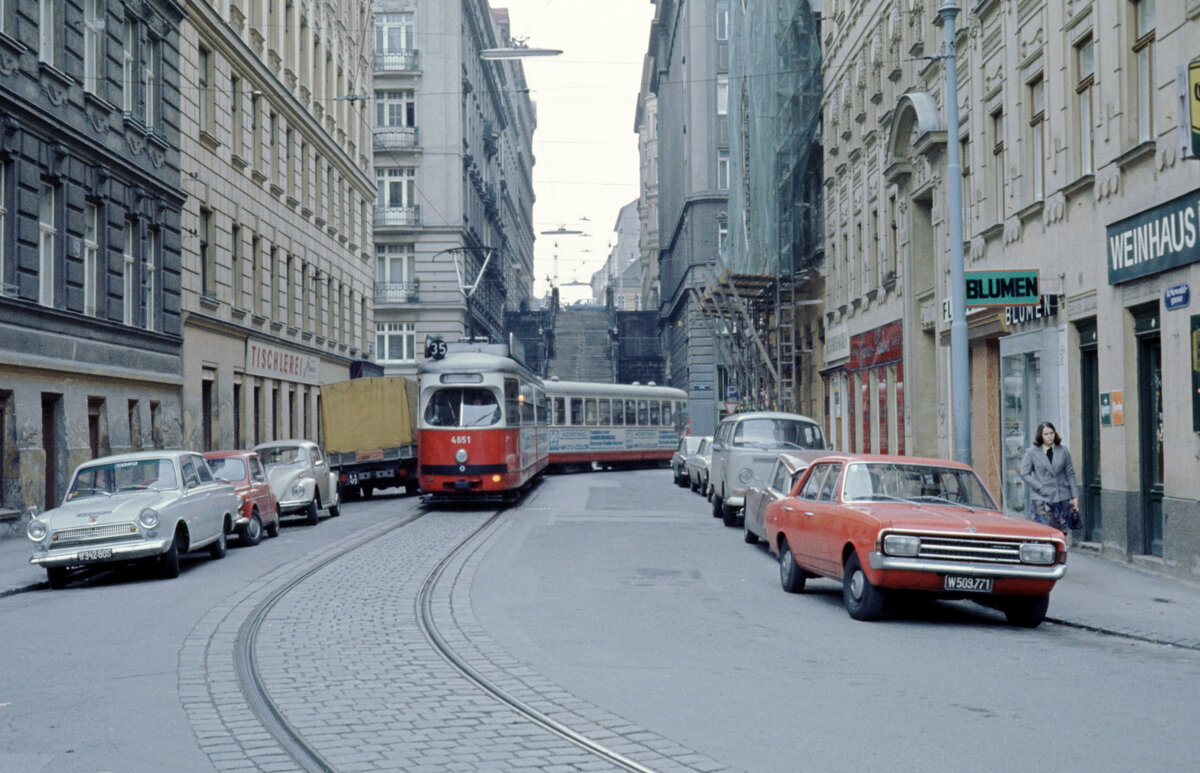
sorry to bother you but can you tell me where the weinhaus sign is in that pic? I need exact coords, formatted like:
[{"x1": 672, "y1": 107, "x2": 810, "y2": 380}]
[{"x1": 1107, "y1": 190, "x2": 1200, "y2": 285}]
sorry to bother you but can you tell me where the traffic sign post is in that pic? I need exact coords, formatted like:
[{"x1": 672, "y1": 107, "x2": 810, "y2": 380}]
[{"x1": 722, "y1": 400, "x2": 739, "y2": 415}]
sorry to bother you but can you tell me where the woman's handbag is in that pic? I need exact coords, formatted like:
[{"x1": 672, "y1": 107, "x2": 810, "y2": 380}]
[{"x1": 1067, "y1": 503, "x2": 1083, "y2": 532}]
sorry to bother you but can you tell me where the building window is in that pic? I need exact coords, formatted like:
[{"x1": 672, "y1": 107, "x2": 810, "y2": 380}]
[
  {"x1": 0, "y1": 164, "x2": 7, "y2": 287},
  {"x1": 377, "y1": 243, "x2": 415, "y2": 287},
  {"x1": 960, "y1": 135, "x2": 972, "y2": 231},
  {"x1": 84, "y1": 0, "x2": 103, "y2": 94},
  {"x1": 123, "y1": 219, "x2": 135, "y2": 325},
  {"x1": 376, "y1": 90, "x2": 416, "y2": 128},
  {"x1": 251, "y1": 235, "x2": 263, "y2": 315},
  {"x1": 84, "y1": 203, "x2": 99, "y2": 316},
  {"x1": 1028, "y1": 76, "x2": 1045, "y2": 201},
  {"x1": 143, "y1": 229, "x2": 157, "y2": 330},
  {"x1": 251, "y1": 92, "x2": 262, "y2": 168},
  {"x1": 718, "y1": 218, "x2": 728, "y2": 251},
  {"x1": 1076, "y1": 35, "x2": 1095, "y2": 176},
  {"x1": 991, "y1": 108, "x2": 1005, "y2": 222},
  {"x1": 143, "y1": 32, "x2": 160, "y2": 130},
  {"x1": 716, "y1": 74, "x2": 728, "y2": 116},
  {"x1": 376, "y1": 167, "x2": 416, "y2": 208},
  {"x1": 268, "y1": 111, "x2": 278, "y2": 186},
  {"x1": 376, "y1": 322, "x2": 415, "y2": 363},
  {"x1": 200, "y1": 208, "x2": 214, "y2": 297},
  {"x1": 231, "y1": 224, "x2": 242, "y2": 308},
  {"x1": 716, "y1": 1, "x2": 729, "y2": 41},
  {"x1": 231, "y1": 74, "x2": 243, "y2": 154},
  {"x1": 39, "y1": 183, "x2": 56, "y2": 307},
  {"x1": 122, "y1": 16, "x2": 136, "y2": 114},
  {"x1": 121, "y1": 16, "x2": 158, "y2": 127},
  {"x1": 375, "y1": 13, "x2": 414, "y2": 53},
  {"x1": 300, "y1": 140, "x2": 310, "y2": 211},
  {"x1": 285, "y1": 127, "x2": 294, "y2": 197},
  {"x1": 1133, "y1": 0, "x2": 1155, "y2": 143},
  {"x1": 717, "y1": 149, "x2": 729, "y2": 190},
  {"x1": 38, "y1": 0, "x2": 55, "y2": 65}
]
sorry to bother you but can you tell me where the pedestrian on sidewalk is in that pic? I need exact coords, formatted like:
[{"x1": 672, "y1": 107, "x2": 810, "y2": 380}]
[{"x1": 1019, "y1": 421, "x2": 1081, "y2": 535}]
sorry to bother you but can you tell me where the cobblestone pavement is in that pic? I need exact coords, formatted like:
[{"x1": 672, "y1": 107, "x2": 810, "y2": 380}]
[{"x1": 179, "y1": 499, "x2": 739, "y2": 772}]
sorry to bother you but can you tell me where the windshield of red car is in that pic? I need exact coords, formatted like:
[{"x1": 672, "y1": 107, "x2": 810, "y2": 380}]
[
  {"x1": 841, "y1": 462, "x2": 998, "y2": 510},
  {"x1": 67, "y1": 458, "x2": 179, "y2": 499},
  {"x1": 207, "y1": 457, "x2": 247, "y2": 482}
]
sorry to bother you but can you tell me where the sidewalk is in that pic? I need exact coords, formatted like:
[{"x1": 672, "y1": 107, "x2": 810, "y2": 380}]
[{"x1": 3, "y1": 533, "x2": 1199, "y2": 647}]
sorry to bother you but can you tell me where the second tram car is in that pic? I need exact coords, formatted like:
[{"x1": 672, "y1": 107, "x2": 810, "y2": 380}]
[{"x1": 417, "y1": 340, "x2": 688, "y2": 501}]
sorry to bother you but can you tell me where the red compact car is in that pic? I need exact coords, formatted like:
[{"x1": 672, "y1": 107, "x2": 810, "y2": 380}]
[
  {"x1": 204, "y1": 450, "x2": 281, "y2": 546},
  {"x1": 764, "y1": 454, "x2": 1067, "y2": 627}
]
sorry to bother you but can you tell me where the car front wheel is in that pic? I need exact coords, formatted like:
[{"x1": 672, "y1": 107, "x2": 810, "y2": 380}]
[
  {"x1": 843, "y1": 551, "x2": 885, "y2": 620},
  {"x1": 305, "y1": 496, "x2": 320, "y2": 526},
  {"x1": 46, "y1": 566, "x2": 69, "y2": 589},
  {"x1": 779, "y1": 539, "x2": 806, "y2": 593},
  {"x1": 209, "y1": 526, "x2": 227, "y2": 559},
  {"x1": 328, "y1": 489, "x2": 341, "y2": 517},
  {"x1": 160, "y1": 528, "x2": 183, "y2": 579},
  {"x1": 711, "y1": 493, "x2": 723, "y2": 519},
  {"x1": 1001, "y1": 594, "x2": 1050, "y2": 628},
  {"x1": 721, "y1": 501, "x2": 740, "y2": 528},
  {"x1": 744, "y1": 520, "x2": 760, "y2": 544},
  {"x1": 241, "y1": 510, "x2": 263, "y2": 546}
]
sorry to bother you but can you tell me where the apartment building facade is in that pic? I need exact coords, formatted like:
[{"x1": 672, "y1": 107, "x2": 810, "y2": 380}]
[
  {"x1": 370, "y1": 1, "x2": 536, "y2": 376},
  {"x1": 0, "y1": 0, "x2": 187, "y2": 527},
  {"x1": 177, "y1": 1, "x2": 375, "y2": 452},
  {"x1": 822, "y1": 0, "x2": 1200, "y2": 580}
]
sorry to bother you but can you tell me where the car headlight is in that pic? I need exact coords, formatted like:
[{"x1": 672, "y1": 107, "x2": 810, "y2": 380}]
[
  {"x1": 882, "y1": 533, "x2": 920, "y2": 557},
  {"x1": 737, "y1": 467, "x2": 754, "y2": 485},
  {"x1": 291, "y1": 483, "x2": 306, "y2": 498},
  {"x1": 27, "y1": 519, "x2": 49, "y2": 542},
  {"x1": 237, "y1": 494, "x2": 246, "y2": 508},
  {"x1": 455, "y1": 448, "x2": 469, "y2": 464},
  {"x1": 138, "y1": 508, "x2": 159, "y2": 529},
  {"x1": 1020, "y1": 542, "x2": 1056, "y2": 565}
]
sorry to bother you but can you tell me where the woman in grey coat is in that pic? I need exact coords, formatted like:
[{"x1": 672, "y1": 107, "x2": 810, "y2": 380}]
[{"x1": 1019, "y1": 421, "x2": 1080, "y2": 533}]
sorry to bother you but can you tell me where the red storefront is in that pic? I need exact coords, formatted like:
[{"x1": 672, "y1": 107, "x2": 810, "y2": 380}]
[{"x1": 846, "y1": 320, "x2": 904, "y2": 455}]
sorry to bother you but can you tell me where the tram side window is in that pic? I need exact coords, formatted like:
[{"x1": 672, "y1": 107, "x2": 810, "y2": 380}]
[
  {"x1": 570, "y1": 398, "x2": 584, "y2": 425},
  {"x1": 661, "y1": 401, "x2": 672, "y2": 426},
  {"x1": 521, "y1": 386, "x2": 535, "y2": 425},
  {"x1": 625, "y1": 399, "x2": 636, "y2": 425},
  {"x1": 536, "y1": 391, "x2": 548, "y2": 426},
  {"x1": 425, "y1": 388, "x2": 500, "y2": 427},
  {"x1": 585, "y1": 398, "x2": 598, "y2": 426},
  {"x1": 613, "y1": 400, "x2": 624, "y2": 425},
  {"x1": 554, "y1": 397, "x2": 565, "y2": 425},
  {"x1": 637, "y1": 400, "x2": 649, "y2": 425},
  {"x1": 505, "y1": 378, "x2": 521, "y2": 427},
  {"x1": 649, "y1": 400, "x2": 661, "y2": 426},
  {"x1": 599, "y1": 399, "x2": 611, "y2": 425}
]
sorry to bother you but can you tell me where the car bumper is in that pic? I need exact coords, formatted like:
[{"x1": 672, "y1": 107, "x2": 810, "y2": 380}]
[
  {"x1": 276, "y1": 497, "x2": 313, "y2": 514},
  {"x1": 30, "y1": 538, "x2": 173, "y2": 568},
  {"x1": 869, "y1": 552, "x2": 1067, "y2": 581},
  {"x1": 724, "y1": 494, "x2": 744, "y2": 508}
]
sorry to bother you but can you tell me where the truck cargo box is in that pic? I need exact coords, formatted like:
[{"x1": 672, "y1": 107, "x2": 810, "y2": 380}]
[{"x1": 321, "y1": 376, "x2": 417, "y2": 454}]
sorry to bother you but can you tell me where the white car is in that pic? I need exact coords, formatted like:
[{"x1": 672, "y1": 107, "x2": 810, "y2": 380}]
[
  {"x1": 254, "y1": 440, "x2": 341, "y2": 525},
  {"x1": 27, "y1": 451, "x2": 239, "y2": 588},
  {"x1": 708, "y1": 412, "x2": 826, "y2": 527}
]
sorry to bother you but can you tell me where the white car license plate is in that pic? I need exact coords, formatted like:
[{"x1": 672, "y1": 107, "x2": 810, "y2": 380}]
[
  {"x1": 944, "y1": 575, "x2": 993, "y2": 593},
  {"x1": 78, "y1": 548, "x2": 113, "y2": 562}
]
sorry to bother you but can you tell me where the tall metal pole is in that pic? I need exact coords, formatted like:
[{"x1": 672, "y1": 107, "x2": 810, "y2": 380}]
[{"x1": 940, "y1": 2, "x2": 970, "y2": 465}]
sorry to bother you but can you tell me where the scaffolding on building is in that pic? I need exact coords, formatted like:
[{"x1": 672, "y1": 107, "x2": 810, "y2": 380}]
[{"x1": 700, "y1": 0, "x2": 823, "y2": 416}]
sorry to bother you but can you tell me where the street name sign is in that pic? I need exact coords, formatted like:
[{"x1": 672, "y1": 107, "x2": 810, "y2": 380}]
[{"x1": 964, "y1": 270, "x2": 1040, "y2": 306}]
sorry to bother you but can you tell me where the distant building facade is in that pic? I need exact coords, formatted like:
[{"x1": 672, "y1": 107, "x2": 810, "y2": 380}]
[
  {"x1": 591, "y1": 200, "x2": 642, "y2": 310},
  {"x1": 370, "y1": 0, "x2": 537, "y2": 376},
  {"x1": 177, "y1": 1, "x2": 374, "y2": 452},
  {"x1": 635, "y1": 62, "x2": 660, "y2": 311},
  {"x1": 0, "y1": 0, "x2": 187, "y2": 526}
]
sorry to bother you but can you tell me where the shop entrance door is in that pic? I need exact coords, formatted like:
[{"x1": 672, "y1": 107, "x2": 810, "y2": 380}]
[
  {"x1": 1136, "y1": 311, "x2": 1163, "y2": 556},
  {"x1": 1077, "y1": 320, "x2": 1101, "y2": 542}
]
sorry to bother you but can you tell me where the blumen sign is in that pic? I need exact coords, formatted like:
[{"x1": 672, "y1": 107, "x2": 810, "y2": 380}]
[
  {"x1": 1106, "y1": 190, "x2": 1200, "y2": 285},
  {"x1": 965, "y1": 270, "x2": 1040, "y2": 306}
]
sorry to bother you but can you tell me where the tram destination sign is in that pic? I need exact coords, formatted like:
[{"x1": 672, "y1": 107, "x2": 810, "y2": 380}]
[{"x1": 964, "y1": 270, "x2": 1040, "y2": 307}]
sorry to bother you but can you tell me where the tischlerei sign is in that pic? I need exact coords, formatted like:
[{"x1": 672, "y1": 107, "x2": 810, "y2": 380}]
[{"x1": 245, "y1": 339, "x2": 320, "y2": 385}]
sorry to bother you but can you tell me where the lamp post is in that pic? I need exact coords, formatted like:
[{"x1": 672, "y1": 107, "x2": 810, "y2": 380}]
[{"x1": 940, "y1": 1, "x2": 970, "y2": 465}]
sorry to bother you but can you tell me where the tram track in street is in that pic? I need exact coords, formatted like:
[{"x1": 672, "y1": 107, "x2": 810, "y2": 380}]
[{"x1": 229, "y1": 501, "x2": 669, "y2": 772}]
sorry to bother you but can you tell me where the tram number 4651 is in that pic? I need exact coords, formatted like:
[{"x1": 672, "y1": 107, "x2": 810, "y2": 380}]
[{"x1": 450, "y1": 436, "x2": 472, "y2": 444}]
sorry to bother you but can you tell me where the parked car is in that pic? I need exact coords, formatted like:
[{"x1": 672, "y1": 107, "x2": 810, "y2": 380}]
[
  {"x1": 764, "y1": 454, "x2": 1067, "y2": 626},
  {"x1": 27, "y1": 451, "x2": 239, "y2": 588},
  {"x1": 686, "y1": 437, "x2": 713, "y2": 496},
  {"x1": 204, "y1": 450, "x2": 281, "y2": 545},
  {"x1": 254, "y1": 440, "x2": 341, "y2": 525},
  {"x1": 742, "y1": 451, "x2": 825, "y2": 545},
  {"x1": 671, "y1": 436, "x2": 705, "y2": 487},
  {"x1": 709, "y1": 412, "x2": 826, "y2": 527}
]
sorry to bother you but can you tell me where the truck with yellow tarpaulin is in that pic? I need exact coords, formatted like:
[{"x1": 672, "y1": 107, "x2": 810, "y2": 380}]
[{"x1": 320, "y1": 376, "x2": 419, "y2": 499}]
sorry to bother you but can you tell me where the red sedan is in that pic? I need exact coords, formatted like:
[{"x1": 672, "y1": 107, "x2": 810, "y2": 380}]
[
  {"x1": 204, "y1": 451, "x2": 281, "y2": 546},
  {"x1": 764, "y1": 454, "x2": 1067, "y2": 627}
]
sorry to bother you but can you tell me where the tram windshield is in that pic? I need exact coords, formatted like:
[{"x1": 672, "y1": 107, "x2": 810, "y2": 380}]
[{"x1": 425, "y1": 388, "x2": 502, "y2": 427}]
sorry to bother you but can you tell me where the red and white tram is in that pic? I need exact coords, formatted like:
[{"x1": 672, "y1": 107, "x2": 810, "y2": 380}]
[{"x1": 416, "y1": 340, "x2": 688, "y2": 502}]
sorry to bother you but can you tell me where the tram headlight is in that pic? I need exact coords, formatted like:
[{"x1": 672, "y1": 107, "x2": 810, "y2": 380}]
[{"x1": 455, "y1": 449, "x2": 469, "y2": 464}]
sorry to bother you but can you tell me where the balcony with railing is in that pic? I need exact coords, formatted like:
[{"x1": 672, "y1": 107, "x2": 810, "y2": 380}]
[
  {"x1": 373, "y1": 127, "x2": 419, "y2": 151},
  {"x1": 375, "y1": 50, "x2": 419, "y2": 72},
  {"x1": 374, "y1": 205, "x2": 420, "y2": 227},
  {"x1": 374, "y1": 280, "x2": 420, "y2": 305}
]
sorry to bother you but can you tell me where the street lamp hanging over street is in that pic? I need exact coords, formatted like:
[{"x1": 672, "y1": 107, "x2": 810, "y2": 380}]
[{"x1": 480, "y1": 39, "x2": 562, "y2": 60}]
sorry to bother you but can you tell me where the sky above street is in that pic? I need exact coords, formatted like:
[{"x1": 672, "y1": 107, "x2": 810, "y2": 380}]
[{"x1": 497, "y1": 0, "x2": 655, "y2": 298}]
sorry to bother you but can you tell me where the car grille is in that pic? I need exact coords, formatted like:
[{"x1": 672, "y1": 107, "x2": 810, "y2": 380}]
[
  {"x1": 52, "y1": 523, "x2": 142, "y2": 549},
  {"x1": 917, "y1": 536, "x2": 1023, "y2": 564}
]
